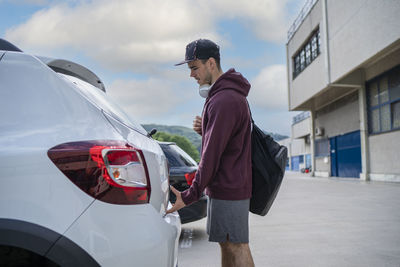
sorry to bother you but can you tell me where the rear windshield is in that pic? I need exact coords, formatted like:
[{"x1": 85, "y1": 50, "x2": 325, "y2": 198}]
[
  {"x1": 59, "y1": 73, "x2": 148, "y2": 135},
  {"x1": 161, "y1": 144, "x2": 197, "y2": 167}
]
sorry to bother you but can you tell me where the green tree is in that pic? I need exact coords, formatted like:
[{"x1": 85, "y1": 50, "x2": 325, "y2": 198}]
[{"x1": 153, "y1": 131, "x2": 200, "y2": 162}]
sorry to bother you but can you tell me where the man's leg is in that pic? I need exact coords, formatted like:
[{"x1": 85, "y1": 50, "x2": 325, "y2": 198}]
[{"x1": 219, "y1": 240, "x2": 255, "y2": 267}]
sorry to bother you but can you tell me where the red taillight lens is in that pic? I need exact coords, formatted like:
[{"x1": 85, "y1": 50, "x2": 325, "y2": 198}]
[
  {"x1": 106, "y1": 150, "x2": 140, "y2": 165},
  {"x1": 48, "y1": 140, "x2": 151, "y2": 205},
  {"x1": 184, "y1": 171, "x2": 196, "y2": 186}
]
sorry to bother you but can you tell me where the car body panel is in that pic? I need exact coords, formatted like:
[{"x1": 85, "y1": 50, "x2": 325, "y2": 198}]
[
  {"x1": 0, "y1": 49, "x2": 179, "y2": 266},
  {"x1": 63, "y1": 201, "x2": 180, "y2": 267}
]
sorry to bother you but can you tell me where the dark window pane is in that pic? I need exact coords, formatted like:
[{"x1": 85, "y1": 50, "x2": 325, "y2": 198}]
[
  {"x1": 311, "y1": 36, "x2": 317, "y2": 59},
  {"x1": 300, "y1": 50, "x2": 305, "y2": 70},
  {"x1": 389, "y1": 68, "x2": 400, "y2": 100},
  {"x1": 305, "y1": 43, "x2": 311, "y2": 65},
  {"x1": 380, "y1": 104, "x2": 390, "y2": 131},
  {"x1": 392, "y1": 101, "x2": 400, "y2": 129},
  {"x1": 371, "y1": 108, "x2": 380, "y2": 133},
  {"x1": 162, "y1": 148, "x2": 181, "y2": 167},
  {"x1": 379, "y1": 76, "x2": 389, "y2": 103},
  {"x1": 161, "y1": 144, "x2": 197, "y2": 167},
  {"x1": 368, "y1": 82, "x2": 379, "y2": 106},
  {"x1": 295, "y1": 55, "x2": 300, "y2": 74}
]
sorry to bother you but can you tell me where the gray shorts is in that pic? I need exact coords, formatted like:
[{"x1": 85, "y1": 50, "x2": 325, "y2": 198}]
[{"x1": 206, "y1": 197, "x2": 250, "y2": 243}]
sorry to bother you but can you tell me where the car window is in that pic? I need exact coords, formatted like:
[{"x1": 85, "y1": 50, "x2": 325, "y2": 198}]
[
  {"x1": 161, "y1": 144, "x2": 197, "y2": 167},
  {"x1": 59, "y1": 73, "x2": 148, "y2": 136}
]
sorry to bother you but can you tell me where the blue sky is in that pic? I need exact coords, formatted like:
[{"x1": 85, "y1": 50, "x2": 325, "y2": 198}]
[{"x1": 1, "y1": 0, "x2": 305, "y2": 136}]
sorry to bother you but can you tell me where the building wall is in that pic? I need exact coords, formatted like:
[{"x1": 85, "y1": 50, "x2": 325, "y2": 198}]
[
  {"x1": 369, "y1": 131, "x2": 400, "y2": 175},
  {"x1": 316, "y1": 157, "x2": 330, "y2": 172},
  {"x1": 287, "y1": 0, "x2": 325, "y2": 110},
  {"x1": 365, "y1": 48, "x2": 400, "y2": 82},
  {"x1": 292, "y1": 117, "x2": 311, "y2": 138},
  {"x1": 315, "y1": 91, "x2": 360, "y2": 138},
  {"x1": 291, "y1": 138, "x2": 307, "y2": 156},
  {"x1": 287, "y1": 0, "x2": 400, "y2": 110},
  {"x1": 287, "y1": 0, "x2": 400, "y2": 180},
  {"x1": 327, "y1": 0, "x2": 400, "y2": 82}
]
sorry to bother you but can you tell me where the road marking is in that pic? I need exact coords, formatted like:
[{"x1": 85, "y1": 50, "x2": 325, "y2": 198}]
[{"x1": 180, "y1": 228, "x2": 193, "y2": 249}]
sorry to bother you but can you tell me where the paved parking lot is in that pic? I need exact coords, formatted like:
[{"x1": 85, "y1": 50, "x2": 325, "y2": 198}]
[{"x1": 178, "y1": 172, "x2": 400, "y2": 267}]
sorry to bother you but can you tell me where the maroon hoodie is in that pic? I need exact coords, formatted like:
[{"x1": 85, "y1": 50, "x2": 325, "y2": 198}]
[{"x1": 181, "y1": 68, "x2": 252, "y2": 205}]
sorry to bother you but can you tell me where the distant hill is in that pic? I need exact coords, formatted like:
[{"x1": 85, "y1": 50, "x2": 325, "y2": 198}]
[
  {"x1": 142, "y1": 124, "x2": 288, "y2": 152},
  {"x1": 265, "y1": 132, "x2": 289, "y2": 141},
  {"x1": 142, "y1": 124, "x2": 202, "y2": 151}
]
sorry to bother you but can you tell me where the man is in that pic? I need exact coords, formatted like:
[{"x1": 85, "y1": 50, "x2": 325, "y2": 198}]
[{"x1": 166, "y1": 39, "x2": 254, "y2": 267}]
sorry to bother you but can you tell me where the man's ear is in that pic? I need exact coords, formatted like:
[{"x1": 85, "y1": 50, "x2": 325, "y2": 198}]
[{"x1": 208, "y1": 57, "x2": 216, "y2": 70}]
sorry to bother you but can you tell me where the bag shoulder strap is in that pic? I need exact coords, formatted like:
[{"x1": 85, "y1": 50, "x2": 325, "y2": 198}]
[{"x1": 246, "y1": 99, "x2": 254, "y2": 124}]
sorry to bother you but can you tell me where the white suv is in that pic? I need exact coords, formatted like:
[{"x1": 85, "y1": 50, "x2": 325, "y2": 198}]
[{"x1": 0, "y1": 39, "x2": 180, "y2": 267}]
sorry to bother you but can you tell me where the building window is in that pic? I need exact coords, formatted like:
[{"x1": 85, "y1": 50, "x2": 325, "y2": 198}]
[
  {"x1": 367, "y1": 65, "x2": 400, "y2": 134},
  {"x1": 292, "y1": 28, "x2": 320, "y2": 79}
]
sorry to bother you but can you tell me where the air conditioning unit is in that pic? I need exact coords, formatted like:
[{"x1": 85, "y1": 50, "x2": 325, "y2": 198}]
[{"x1": 315, "y1": 127, "x2": 324, "y2": 136}]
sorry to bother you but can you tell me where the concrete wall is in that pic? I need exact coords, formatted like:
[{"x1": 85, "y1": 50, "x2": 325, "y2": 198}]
[
  {"x1": 365, "y1": 48, "x2": 400, "y2": 82},
  {"x1": 315, "y1": 91, "x2": 359, "y2": 138},
  {"x1": 328, "y1": 0, "x2": 400, "y2": 82},
  {"x1": 292, "y1": 139, "x2": 311, "y2": 156},
  {"x1": 316, "y1": 157, "x2": 330, "y2": 172},
  {"x1": 292, "y1": 117, "x2": 311, "y2": 138},
  {"x1": 287, "y1": 0, "x2": 325, "y2": 110},
  {"x1": 369, "y1": 127, "x2": 400, "y2": 175}
]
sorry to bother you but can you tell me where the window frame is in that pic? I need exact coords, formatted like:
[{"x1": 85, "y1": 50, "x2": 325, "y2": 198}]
[
  {"x1": 292, "y1": 28, "x2": 320, "y2": 79},
  {"x1": 367, "y1": 65, "x2": 400, "y2": 135}
]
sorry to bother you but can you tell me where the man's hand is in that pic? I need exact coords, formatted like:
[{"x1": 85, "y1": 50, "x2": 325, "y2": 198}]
[
  {"x1": 166, "y1": 186, "x2": 186, "y2": 214},
  {"x1": 193, "y1": 115, "x2": 202, "y2": 136}
]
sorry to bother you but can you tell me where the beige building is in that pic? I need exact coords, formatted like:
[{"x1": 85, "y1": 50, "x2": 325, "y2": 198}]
[
  {"x1": 286, "y1": 0, "x2": 400, "y2": 181},
  {"x1": 280, "y1": 112, "x2": 312, "y2": 172}
]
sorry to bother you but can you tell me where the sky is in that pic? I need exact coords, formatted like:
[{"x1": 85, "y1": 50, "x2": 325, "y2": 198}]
[{"x1": 0, "y1": 0, "x2": 305, "y2": 136}]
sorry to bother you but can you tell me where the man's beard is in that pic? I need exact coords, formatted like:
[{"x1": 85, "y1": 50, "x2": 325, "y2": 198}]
[{"x1": 204, "y1": 71, "x2": 212, "y2": 85}]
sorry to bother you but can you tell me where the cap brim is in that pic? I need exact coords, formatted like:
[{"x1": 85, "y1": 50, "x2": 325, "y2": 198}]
[{"x1": 174, "y1": 59, "x2": 194, "y2": 66}]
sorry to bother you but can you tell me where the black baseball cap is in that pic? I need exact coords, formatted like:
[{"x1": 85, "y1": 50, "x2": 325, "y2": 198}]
[{"x1": 175, "y1": 39, "x2": 220, "y2": 66}]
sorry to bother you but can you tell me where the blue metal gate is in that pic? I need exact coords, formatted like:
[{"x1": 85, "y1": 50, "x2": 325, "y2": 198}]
[
  {"x1": 291, "y1": 155, "x2": 304, "y2": 171},
  {"x1": 330, "y1": 131, "x2": 361, "y2": 178}
]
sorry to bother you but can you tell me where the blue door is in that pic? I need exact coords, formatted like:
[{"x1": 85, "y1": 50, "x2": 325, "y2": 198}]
[
  {"x1": 291, "y1": 156, "x2": 299, "y2": 171},
  {"x1": 330, "y1": 138, "x2": 338, "y2": 177},
  {"x1": 291, "y1": 155, "x2": 304, "y2": 171},
  {"x1": 330, "y1": 131, "x2": 361, "y2": 178},
  {"x1": 305, "y1": 154, "x2": 312, "y2": 169}
]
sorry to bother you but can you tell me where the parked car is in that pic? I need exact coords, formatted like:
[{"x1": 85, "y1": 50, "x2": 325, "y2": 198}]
[
  {"x1": 0, "y1": 39, "x2": 180, "y2": 267},
  {"x1": 158, "y1": 142, "x2": 207, "y2": 224}
]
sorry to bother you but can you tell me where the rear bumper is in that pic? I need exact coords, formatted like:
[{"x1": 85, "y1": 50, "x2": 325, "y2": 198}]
[
  {"x1": 179, "y1": 195, "x2": 208, "y2": 224},
  {"x1": 62, "y1": 201, "x2": 181, "y2": 267}
]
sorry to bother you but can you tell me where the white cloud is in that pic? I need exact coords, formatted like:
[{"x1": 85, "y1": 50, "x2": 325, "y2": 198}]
[
  {"x1": 5, "y1": 0, "x2": 219, "y2": 72},
  {"x1": 5, "y1": 0, "x2": 295, "y2": 72},
  {"x1": 106, "y1": 74, "x2": 202, "y2": 125},
  {"x1": 108, "y1": 78, "x2": 180, "y2": 118},
  {"x1": 248, "y1": 64, "x2": 288, "y2": 110}
]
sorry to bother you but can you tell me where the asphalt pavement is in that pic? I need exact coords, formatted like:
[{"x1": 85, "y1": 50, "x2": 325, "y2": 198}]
[{"x1": 178, "y1": 172, "x2": 400, "y2": 267}]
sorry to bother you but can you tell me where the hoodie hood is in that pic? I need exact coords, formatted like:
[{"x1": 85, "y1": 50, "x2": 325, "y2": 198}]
[{"x1": 208, "y1": 68, "x2": 250, "y2": 98}]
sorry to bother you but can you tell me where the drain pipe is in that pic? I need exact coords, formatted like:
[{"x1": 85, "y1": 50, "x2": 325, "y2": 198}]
[{"x1": 322, "y1": 0, "x2": 331, "y2": 85}]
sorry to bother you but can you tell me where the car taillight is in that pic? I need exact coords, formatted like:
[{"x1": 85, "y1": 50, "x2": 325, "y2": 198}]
[
  {"x1": 184, "y1": 171, "x2": 196, "y2": 186},
  {"x1": 48, "y1": 140, "x2": 150, "y2": 205}
]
